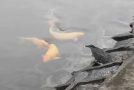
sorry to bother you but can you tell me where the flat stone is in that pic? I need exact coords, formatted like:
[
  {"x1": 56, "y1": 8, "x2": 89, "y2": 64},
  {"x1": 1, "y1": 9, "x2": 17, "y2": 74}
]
[
  {"x1": 112, "y1": 33, "x2": 134, "y2": 41},
  {"x1": 99, "y1": 55, "x2": 134, "y2": 90}
]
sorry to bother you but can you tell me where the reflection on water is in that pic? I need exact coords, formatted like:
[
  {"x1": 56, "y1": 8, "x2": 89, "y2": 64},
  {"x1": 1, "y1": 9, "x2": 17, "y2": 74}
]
[{"x1": 0, "y1": 0, "x2": 134, "y2": 89}]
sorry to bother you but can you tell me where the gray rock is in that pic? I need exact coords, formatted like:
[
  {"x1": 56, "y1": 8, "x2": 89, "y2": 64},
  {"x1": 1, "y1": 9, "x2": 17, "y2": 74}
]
[
  {"x1": 112, "y1": 33, "x2": 134, "y2": 41},
  {"x1": 129, "y1": 21, "x2": 134, "y2": 33},
  {"x1": 99, "y1": 55, "x2": 134, "y2": 90}
]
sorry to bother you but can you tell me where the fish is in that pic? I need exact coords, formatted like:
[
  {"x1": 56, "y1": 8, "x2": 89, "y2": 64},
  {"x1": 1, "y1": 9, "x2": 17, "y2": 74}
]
[
  {"x1": 43, "y1": 44, "x2": 60, "y2": 62},
  {"x1": 48, "y1": 19, "x2": 85, "y2": 41},
  {"x1": 45, "y1": 9, "x2": 85, "y2": 41},
  {"x1": 20, "y1": 37, "x2": 49, "y2": 48},
  {"x1": 21, "y1": 37, "x2": 60, "y2": 62}
]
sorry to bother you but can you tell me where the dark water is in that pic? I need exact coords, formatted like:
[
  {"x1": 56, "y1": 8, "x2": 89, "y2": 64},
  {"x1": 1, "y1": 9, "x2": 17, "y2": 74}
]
[{"x1": 0, "y1": 0, "x2": 134, "y2": 89}]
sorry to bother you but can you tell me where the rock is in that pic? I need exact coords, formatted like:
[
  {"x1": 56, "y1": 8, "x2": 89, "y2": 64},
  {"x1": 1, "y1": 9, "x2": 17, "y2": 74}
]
[
  {"x1": 111, "y1": 22, "x2": 134, "y2": 41},
  {"x1": 112, "y1": 33, "x2": 134, "y2": 41},
  {"x1": 105, "y1": 37, "x2": 134, "y2": 53},
  {"x1": 99, "y1": 55, "x2": 134, "y2": 90},
  {"x1": 129, "y1": 21, "x2": 134, "y2": 33},
  {"x1": 41, "y1": 87, "x2": 56, "y2": 90},
  {"x1": 76, "y1": 84, "x2": 99, "y2": 90},
  {"x1": 54, "y1": 61, "x2": 121, "y2": 90}
]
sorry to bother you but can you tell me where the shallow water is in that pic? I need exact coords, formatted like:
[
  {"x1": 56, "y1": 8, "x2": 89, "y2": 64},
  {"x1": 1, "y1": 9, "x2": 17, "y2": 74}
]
[{"x1": 0, "y1": 0, "x2": 134, "y2": 89}]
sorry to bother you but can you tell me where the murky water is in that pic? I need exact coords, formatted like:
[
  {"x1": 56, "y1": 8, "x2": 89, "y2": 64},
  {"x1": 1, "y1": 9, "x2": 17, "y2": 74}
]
[{"x1": 0, "y1": 0, "x2": 134, "y2": 89}]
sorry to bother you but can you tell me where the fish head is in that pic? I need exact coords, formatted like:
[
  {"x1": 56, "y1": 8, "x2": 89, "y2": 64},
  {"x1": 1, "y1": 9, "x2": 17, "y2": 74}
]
[
  {"x1": 48, "y1": 19, "x2": 56, "y2": 27},
  {"x1": 47, "y1": 17, "x2": 59, "y2": 28},
  {"x1": 43, "y1": 55, "x2": 52, "y2": 62}
]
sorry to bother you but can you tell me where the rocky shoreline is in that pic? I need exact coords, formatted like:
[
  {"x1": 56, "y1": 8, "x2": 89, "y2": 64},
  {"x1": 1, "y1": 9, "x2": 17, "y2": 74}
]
[{"x1": 43, "y1": 21, "x2": 134, "y2": 90}]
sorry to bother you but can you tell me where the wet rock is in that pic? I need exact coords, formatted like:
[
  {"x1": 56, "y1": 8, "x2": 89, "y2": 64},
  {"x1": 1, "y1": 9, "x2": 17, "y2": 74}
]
[
  {"x1": 105, "y1": 38, "x2": 134, "y2": 53},
  {"x1": 54, "y1": 61, "x2": 121, "y2": 90},
  {"x1": 112, "y1": 33, "x2": 134, "y2": 41},
  {"x1": 99, "y1": 56, "x2": 134, "y2": 90}
]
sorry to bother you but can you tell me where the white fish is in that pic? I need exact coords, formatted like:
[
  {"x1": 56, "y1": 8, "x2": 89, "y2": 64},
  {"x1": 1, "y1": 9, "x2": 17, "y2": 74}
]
[
  {"x1": 48, "y1": 19, "x2": 85, "y2": 41},
  {"x1": 46, "y1": 9, "x2": 85, "y2": 41}
]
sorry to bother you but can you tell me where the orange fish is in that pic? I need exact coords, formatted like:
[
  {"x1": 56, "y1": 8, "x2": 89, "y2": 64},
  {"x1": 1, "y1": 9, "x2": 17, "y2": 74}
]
[
  {"x1": 43, "y1": 44, "x2": 60, "y2": 62},
  {"x1": 21, "y1": 37, "x2": 60, "y2": 62}
]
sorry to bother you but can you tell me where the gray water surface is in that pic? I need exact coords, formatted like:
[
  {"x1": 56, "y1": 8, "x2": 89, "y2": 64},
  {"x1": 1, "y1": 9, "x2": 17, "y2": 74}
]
[{"x1": 0, "y1": 0, "x2": 134, "y2": 89}]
